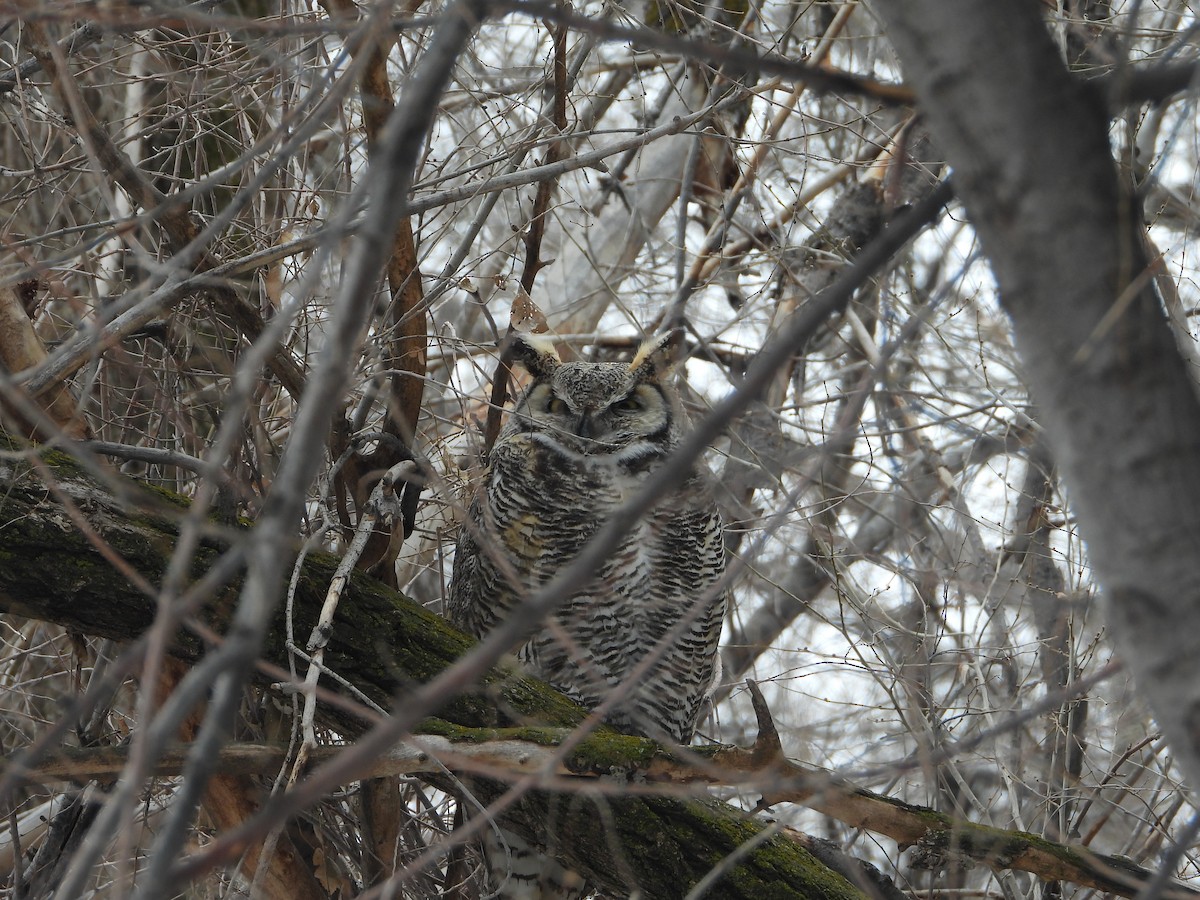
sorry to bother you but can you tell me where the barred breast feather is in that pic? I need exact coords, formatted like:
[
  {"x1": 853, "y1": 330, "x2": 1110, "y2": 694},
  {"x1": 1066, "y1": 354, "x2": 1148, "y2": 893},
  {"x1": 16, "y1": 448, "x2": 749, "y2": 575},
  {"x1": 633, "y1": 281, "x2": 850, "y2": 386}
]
[{"x1": 447, "y1": 332, "x2": 728, "y2": 898}]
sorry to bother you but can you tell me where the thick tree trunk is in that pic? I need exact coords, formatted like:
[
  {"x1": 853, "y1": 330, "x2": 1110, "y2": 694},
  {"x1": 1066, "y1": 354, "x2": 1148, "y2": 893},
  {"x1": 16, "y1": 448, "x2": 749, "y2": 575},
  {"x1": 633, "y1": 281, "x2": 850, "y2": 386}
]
[{"x1": 869, "y1": 0, "x2": 1200, "y2": 789}]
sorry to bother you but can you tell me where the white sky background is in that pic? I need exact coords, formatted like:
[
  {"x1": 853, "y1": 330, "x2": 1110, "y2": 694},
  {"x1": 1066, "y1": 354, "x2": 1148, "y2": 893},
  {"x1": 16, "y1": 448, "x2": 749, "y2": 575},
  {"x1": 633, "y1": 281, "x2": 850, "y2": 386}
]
[
  {"x1": 344, "y1": 0, "x2": 1200, "y2": 881},
  {"x1": 7, "y1": 0, "x2": 1200, "y2": 892}
]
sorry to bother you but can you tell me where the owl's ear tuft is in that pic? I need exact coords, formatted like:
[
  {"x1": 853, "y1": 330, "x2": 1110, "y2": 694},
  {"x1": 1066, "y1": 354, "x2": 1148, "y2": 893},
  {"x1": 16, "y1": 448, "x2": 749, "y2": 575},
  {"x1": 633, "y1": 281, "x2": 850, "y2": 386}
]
[
  {"x1": 630, "y1": 331, "x2": 680, "y2": 382},
  {"x1": 507, "y1": 332, "x2": 562, "y2": 378}
]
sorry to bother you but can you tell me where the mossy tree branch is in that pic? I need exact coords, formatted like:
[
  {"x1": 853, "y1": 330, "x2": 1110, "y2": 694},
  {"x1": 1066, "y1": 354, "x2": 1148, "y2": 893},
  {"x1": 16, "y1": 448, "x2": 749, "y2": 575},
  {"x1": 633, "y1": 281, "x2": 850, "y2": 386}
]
[
  {"x1": 0, "y1": 444, "x2": 863, "y2": 898},
  {"x1": 0, "y1": 445, "x2": 1191, "y2": 899}
]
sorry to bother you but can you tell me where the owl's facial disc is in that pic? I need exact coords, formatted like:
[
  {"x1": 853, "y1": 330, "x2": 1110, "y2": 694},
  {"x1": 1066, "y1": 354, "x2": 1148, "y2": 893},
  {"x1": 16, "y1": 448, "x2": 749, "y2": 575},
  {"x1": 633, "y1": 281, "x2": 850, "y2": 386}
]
[{"x1": 520, "y1": 379, "x2": 671, "y2": 458}]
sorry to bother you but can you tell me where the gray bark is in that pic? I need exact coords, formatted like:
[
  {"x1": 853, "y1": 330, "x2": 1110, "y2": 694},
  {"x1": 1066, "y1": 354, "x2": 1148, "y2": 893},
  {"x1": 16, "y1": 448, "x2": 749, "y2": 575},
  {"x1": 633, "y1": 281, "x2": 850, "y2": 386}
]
[{"x1": 869, "y1": 0, "x2": 1200, "y2": 790}]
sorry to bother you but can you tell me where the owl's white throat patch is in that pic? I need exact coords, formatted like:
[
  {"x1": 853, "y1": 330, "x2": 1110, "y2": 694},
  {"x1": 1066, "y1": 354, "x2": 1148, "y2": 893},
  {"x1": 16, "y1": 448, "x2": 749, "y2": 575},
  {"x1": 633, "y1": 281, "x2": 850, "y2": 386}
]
[
  {"x1": 529, "y1": 431, "x2": 661, "y2": 469},
  {"x1": 610, "y1": 440, "x2": 662, "y2": 468},
  {"x1": 529, "y1": 431, "x2": 596, "y2": 462}
]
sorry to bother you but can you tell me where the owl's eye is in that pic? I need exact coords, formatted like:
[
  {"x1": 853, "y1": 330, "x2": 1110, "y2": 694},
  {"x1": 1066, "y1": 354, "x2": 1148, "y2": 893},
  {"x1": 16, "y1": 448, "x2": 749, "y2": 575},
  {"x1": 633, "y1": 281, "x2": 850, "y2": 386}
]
[
  {"x1": 546, "y1": 395, "x2": 570, "y2": 415},
  {"x1": 611, "y1": 393, "x2": 644, "y2": 414}
]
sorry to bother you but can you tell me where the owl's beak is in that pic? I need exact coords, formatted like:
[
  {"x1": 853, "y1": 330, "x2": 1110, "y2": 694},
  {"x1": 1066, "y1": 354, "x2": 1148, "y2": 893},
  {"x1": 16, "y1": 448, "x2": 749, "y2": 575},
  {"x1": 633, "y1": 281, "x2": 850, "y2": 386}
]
[{"x1": 575, "y1": 413, "x2": 597, "y2": 439}]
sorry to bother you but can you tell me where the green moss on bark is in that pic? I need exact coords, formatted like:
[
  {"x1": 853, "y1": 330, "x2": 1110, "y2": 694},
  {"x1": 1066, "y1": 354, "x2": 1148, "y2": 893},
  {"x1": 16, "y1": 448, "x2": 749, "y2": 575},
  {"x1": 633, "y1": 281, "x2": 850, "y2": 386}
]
[
  {"x1": 470, "y1": 784, "x2": 865, "y2": 899},
  {"x1": 0, "y1": 444, "x2": 869, "y2": 900}
]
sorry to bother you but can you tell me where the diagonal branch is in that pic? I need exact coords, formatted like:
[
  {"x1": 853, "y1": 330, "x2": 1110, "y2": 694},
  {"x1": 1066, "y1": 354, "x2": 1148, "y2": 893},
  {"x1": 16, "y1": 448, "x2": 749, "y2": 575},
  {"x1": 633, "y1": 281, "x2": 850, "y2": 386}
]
[{"x1": 0, "y1": 434, "x2": 863, "y2": 899}]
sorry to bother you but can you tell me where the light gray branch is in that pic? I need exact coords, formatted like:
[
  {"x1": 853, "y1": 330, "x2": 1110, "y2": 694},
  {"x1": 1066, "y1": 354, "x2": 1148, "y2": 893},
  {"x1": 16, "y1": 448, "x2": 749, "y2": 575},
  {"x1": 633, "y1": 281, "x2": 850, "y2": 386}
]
[{"x1": 870, "y1": 0, "x2": 1200, "y2": 791}]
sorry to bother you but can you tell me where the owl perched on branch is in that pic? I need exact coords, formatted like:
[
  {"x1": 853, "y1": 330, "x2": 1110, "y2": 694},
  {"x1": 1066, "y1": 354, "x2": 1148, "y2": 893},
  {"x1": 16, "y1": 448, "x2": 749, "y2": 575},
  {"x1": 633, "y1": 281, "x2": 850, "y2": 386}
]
[{"x1": 448, "y1": 332, "x2": 728, "y2": 899}]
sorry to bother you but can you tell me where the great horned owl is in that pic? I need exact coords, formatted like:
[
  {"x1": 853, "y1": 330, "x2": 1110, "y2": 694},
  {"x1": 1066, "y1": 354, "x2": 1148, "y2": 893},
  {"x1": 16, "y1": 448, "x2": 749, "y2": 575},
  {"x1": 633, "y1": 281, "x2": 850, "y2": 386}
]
[{"x1": 448, "y1": 333, "x2": 727, "y2": 898}]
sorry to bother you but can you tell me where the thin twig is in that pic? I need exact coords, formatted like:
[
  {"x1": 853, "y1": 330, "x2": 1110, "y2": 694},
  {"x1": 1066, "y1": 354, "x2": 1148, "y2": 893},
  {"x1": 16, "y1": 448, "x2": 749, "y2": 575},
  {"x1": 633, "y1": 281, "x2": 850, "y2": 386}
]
[
  {"x1": 168, "y1": 177, "x2": 955, "y2": 886},
  {"x1": 482, "y1": 19, "x2": 571, "y2": 455}
]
